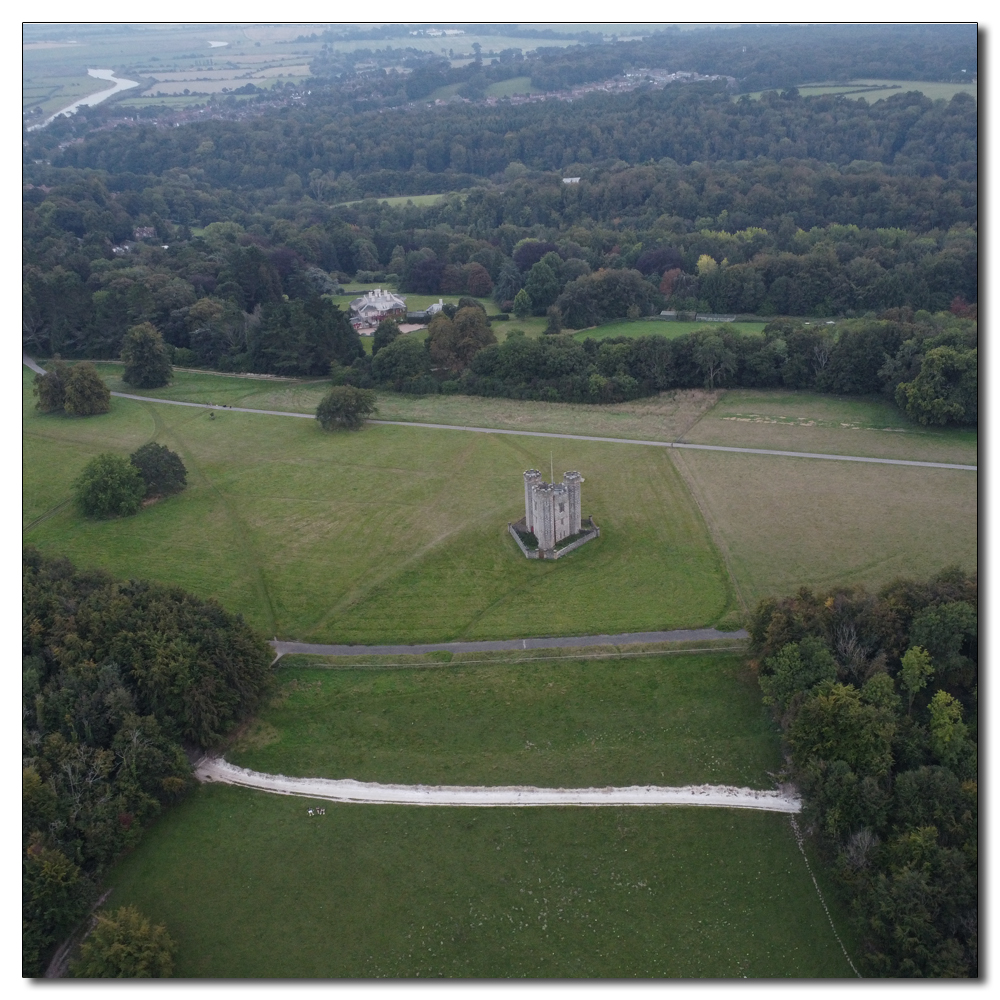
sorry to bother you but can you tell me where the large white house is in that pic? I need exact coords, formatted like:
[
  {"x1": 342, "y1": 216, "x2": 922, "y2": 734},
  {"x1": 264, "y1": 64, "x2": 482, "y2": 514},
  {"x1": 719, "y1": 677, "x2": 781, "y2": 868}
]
[{"x1": 349, "y1": 289, "x2": 407, "y2": 328}]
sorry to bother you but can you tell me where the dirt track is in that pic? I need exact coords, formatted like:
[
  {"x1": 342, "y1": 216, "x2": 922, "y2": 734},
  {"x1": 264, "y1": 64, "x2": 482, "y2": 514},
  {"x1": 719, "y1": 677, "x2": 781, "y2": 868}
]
[{"x1": 195, "y1": 757, "x2": 802, "y2": 812}]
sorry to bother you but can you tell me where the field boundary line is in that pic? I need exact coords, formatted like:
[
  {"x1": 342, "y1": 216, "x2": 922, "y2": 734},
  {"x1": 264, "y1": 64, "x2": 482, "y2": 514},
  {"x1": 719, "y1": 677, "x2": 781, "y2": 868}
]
[
  {"x1": 23, "y1": 356, "x2": 978, "y2": 471},
  {"x1": 668, "y1": 447, "x2": 749, "y2": 614},
  {"x1": 195, "y1": 757, "x2": 802, "y2": 811},
  {"x1": 790, "y1": 816, "x2": 863, "y2": 977},
  {"x1": 276, "y1": 645, "x2": 748, "y2": 670}
]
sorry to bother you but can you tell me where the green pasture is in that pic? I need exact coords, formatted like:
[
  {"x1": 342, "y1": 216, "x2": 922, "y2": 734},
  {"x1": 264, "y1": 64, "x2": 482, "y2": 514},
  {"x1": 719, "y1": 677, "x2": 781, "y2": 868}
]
[
  {"x1": 24, "y1": 365, "x2": 975, "y2": 641},
  {"x1": 744, "y1": 79, "x2": 977, "y2": 103},
  {"x1": 574, "y1": 320, "x2": 767, "y2": 342},
  {"x1": 23, "y1": 368, "x2": 734, "y2": 644},
  {"x1": 22, "y1": 72, "x2": 112, "y2": 114},
  {"x1": 486, "y1": 76, "x2": 546, "y2": 97},
  {"x1": 333, "y1": 193, "x2": 465, "y2": 209},
  {"x1": 228, "y1": 653, "x2": 778, "y2": 788},
  {"x1": 105, "y1": 784, "x2": 856, "y2": 977}
]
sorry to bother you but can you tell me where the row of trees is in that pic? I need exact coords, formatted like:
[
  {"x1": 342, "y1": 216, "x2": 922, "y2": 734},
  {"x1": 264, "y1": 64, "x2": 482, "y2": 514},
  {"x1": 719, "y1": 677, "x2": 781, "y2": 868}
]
[
  {"x1": 747, "y1": 568, "x2": 977, "y2": 976},
  {"x1": 339, "y1": 311, "x2": 976, "y2": 425},
  {"x1": 22, "y1": 548, "x2": 273, "y2": 976}
]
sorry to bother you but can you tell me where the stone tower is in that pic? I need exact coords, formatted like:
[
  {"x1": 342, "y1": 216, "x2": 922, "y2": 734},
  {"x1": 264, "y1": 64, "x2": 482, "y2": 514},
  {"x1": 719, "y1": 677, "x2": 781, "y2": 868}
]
[
  {"x1": 562, "y1": 471, "x2": 584, "y2": 535},
  {"x1": 523, "y1": 470, "x2": 542, "y2": 531}
]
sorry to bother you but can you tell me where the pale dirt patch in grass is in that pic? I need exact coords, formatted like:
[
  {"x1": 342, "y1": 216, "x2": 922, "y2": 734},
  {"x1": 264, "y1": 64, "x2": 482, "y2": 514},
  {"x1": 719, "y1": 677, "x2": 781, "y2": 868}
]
[
  {"x1": 671, "y1": 448, "x2": 977, "y2": 605},
  {"x1": 681, "y1": 388, "x2": 977, "y2": 465}
]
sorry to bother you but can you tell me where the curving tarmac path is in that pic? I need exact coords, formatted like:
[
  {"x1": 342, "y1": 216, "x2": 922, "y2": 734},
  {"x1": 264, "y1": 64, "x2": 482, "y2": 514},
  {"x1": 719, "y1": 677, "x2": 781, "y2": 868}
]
[
  {"x1": 23, "y1": 355, "x2": 977, "y2": 472},
  {"x1": 195, "y1": 756, "x2": 802, "y2": 812}
]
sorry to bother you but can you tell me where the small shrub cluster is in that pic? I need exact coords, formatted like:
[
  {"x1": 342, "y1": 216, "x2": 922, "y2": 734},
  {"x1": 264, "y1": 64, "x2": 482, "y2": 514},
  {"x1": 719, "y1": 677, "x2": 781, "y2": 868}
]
[
  {"x1": 33, "y1": 360, "x2": 110, "y2": 416},
  {"x1": 73, "y1": 444, "x2": 188, "y2": 519}
]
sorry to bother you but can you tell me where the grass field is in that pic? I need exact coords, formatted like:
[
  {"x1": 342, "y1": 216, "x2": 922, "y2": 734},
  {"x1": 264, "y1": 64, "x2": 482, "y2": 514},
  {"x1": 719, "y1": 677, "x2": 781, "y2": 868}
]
[
  {"x1": 671, "y1": 448, "x2": 977, "y2": 606},
  {"x1": 574, "y1": 320, "x2": 768, "y2": 342},
  {"x1": 333, "y1": 193, "x2": 457, "y2": 209},
  {"x1": 682, "y1": 388, "x2": 978, "y2": 465},
  {"x1": 226, "y1": 653, "x2": 779, "y2": 788},
  {"x1": 24, "y1": 369, "x2": 734, "y2": 643},
  {"x1": 105, "y1": 785, "x2": 856, "y2": 977},
  {"x1": 745, "y1": 79, "x2": 977, "y2": 103},
  {"x1": 486, "y1": 76, "x2": 546, "y2": 97}
]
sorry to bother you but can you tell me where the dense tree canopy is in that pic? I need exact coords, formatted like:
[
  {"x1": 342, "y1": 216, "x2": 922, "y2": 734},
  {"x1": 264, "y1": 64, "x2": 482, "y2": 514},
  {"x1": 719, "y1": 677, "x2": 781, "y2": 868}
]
[
  {"x1": 22, "y1": 548, "x2": 273, "y2": 974},
  {"x1": 73, "y1": 906, "x2": 176, "y2": 978},
  {"x1": 748, "y1": 569, "x2": 977, "y2": 977}
]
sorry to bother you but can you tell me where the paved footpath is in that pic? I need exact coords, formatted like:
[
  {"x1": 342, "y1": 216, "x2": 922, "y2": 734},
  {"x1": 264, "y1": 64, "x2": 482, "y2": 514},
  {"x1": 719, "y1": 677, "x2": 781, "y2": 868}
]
[
  {"x1": 195, "y1": 756, "x2": 802, "y2": 812},
  {"x1": 23, "y1": 355, "x2": 977, "y2": 472},
  {"x1": 271, "y1": 627, "x2": 748, "y2": 658}
]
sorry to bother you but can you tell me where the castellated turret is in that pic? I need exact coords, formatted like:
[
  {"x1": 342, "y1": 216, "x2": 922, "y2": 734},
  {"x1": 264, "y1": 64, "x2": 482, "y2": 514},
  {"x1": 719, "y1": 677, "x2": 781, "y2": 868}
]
[
  {"x1": 562, "y1": 471, "x2": 584, "y2": 535},
  {"x1": 523, "y1": 470, "x2": 542, "y2": 531},
  {"x1": 513, "y1": 468, "x2": 598, "y2": 560},
  {"x1": 525, "y1": 471, "x2": 576, "y2": 550}
]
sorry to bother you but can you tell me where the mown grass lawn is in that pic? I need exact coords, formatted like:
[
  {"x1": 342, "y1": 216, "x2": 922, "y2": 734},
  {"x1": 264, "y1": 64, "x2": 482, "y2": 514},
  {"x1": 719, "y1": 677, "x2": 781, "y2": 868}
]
[
  {"x1": 24, "y1": 369, "x2": 734, "y2": 643},
  {"x1": 226, "y1": 653, "x2": 779, "y2": 788},
  {"x1": 105, "y1": 785, "x2": 857, "y2": 978}
]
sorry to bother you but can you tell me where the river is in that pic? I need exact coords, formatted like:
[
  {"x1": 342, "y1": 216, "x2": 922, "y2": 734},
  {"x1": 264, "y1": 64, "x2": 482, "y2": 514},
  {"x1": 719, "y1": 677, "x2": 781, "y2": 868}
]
[{"x1": 26, "y1": 68, "x2": 139, "y2": 132}]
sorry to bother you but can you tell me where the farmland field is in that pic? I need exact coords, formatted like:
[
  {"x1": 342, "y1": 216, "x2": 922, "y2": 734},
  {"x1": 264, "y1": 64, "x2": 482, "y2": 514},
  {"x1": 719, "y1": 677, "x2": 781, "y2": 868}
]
[
  {"x1": 744, "y1": 79, "x2": 977, "y2": 102},
  {"x1": 227, "y1": 653, "x2": 780, "y2": 788},
  {"x1": 104, "y1": 785, "x2": 857, "y2": 977}
]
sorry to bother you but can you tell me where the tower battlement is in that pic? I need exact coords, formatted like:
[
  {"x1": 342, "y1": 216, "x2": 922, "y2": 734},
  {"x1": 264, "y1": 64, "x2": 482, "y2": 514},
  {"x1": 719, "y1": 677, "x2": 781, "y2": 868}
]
[{"x1": 512, "y1": 469, "x2": 597, "y2": 559}]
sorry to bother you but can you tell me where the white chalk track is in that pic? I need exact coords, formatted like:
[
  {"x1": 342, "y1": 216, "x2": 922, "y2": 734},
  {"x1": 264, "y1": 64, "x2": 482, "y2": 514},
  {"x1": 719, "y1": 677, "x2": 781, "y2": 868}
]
[{"x1": 195, "y1": 757, "x2": 801, "y2": 812}]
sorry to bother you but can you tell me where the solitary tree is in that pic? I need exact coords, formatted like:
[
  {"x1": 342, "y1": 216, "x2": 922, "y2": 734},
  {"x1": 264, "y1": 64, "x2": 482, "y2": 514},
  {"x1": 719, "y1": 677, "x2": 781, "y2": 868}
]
[
  {"x1": 316, "y1": 385, "x2": 378, "y2": 431},
  {"x1": 63, "y1": 363, "x2": 111, "y2": 416},
  {"x1": 73, "y1": 453, "x2": 145, "y2": 518},
  {"x1": 121, "y1": 322, "x2": 172, "y2": 389},
  {"x1": 72, "y1": 906, "x2": 175, "y2": 978},
  {"x1": 129, "y1": 443, "x2": 188, "y2": 498}
]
